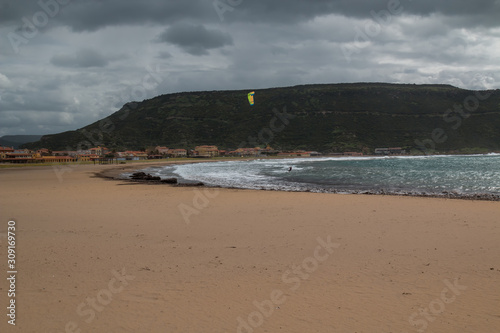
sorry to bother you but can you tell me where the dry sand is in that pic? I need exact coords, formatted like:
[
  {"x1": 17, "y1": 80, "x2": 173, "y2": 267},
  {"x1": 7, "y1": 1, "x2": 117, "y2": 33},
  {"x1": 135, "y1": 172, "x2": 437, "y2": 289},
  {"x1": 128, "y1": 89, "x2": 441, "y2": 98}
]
[{"x1": 0, "y1": 162, "x2": 499, "y2": 333}]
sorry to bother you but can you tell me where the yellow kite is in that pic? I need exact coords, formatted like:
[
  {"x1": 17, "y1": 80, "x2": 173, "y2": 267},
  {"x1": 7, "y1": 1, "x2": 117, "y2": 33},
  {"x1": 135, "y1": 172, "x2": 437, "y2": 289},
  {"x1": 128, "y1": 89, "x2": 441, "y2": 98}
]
[{"x1": 248, "y1": 91, "x2": 255, "y2": 106}]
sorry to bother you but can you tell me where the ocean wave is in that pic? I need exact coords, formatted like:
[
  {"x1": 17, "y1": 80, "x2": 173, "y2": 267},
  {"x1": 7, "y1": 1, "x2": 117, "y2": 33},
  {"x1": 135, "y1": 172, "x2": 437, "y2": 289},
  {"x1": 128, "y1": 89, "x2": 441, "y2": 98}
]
[{"x1": 127, "y1": 155, "x2": 500, "y2": 200}]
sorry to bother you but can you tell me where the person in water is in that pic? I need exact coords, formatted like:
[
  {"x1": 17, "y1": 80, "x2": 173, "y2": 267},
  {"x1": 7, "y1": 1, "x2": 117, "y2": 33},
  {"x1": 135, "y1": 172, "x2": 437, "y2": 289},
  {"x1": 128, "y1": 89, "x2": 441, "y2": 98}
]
[{"x1": 288, "y1": 166, "x2": 292, "y2": 172}]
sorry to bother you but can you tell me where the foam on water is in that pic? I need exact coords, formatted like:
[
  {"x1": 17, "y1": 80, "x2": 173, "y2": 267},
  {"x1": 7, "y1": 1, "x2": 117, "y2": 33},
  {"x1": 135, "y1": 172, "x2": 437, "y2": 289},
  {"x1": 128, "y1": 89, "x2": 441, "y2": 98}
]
[{"x1": 132, "y1": 154, "x2": 500, "y2": 199}]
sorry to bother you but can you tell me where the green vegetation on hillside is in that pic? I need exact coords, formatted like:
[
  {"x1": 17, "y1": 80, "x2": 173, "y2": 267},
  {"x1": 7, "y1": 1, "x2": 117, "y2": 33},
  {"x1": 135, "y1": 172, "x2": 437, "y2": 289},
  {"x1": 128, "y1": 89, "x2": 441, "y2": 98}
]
[{"x1": 22, "y1": 83, "x2": 500, "y2": 153}]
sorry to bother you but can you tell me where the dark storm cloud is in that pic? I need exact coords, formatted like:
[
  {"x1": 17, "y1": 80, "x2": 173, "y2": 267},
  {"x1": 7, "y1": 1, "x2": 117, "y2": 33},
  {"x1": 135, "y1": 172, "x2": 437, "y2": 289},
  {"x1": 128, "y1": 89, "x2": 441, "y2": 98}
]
[
  {"x1": 223, "y1": 0, "x2": 500, "y2": 28},
  {"x1": 50, "y1": 48, "x2": 110, "y2": 68},
  {"x1": 0, "y1": 0, "x2": 213, "y2": 31},
  {"x1": 1, "y1": 0, "x2": 499, "y2": 32},
  {"x1": 157, "y1": 23, "x2": 233, "y2": 55}
]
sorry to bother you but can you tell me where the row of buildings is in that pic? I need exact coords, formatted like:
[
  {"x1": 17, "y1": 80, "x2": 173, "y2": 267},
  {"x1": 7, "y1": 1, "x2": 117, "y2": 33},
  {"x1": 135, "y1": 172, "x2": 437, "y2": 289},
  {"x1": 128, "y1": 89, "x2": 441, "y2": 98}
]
[
  {"x1": 0, "y1": 146, "x2": 151, "y2": 163},
  {"x1": 156, "y1": 146, "x2": 322, "y2": 158},
  {"x1": 0, "y1": 144, "x2": 405, "y2": 164},
  {"x1": 374, "y1": 147, "x2": 406, "y2": 155},
  {"x1": 0, "y1": 144, "x2": 323, "y2": 163}
]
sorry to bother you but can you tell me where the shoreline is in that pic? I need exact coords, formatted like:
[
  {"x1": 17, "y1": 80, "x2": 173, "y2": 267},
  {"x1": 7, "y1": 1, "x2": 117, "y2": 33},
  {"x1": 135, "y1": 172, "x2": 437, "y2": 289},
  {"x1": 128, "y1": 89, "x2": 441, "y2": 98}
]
[
  {"x1": 3, "y1": 155, "x2": 498, "y2": 202},
  {"x1": 96, "y1": 159, "x2": 500, "y2": 202}
]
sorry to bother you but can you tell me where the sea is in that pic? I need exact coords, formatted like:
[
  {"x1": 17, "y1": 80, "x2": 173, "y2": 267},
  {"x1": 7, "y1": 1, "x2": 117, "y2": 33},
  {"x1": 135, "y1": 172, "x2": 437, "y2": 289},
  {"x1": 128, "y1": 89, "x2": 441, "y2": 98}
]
[{"x1": 129, "y1": 154, "x2": 500, "y2": 200}]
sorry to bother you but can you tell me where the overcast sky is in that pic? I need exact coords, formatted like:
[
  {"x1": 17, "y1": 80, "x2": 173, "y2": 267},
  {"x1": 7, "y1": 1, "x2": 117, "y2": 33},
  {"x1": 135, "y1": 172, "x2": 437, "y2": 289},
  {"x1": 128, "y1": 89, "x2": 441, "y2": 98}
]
[{"x1": 1, "y1": 0, "x2": 499, "y2": 137}]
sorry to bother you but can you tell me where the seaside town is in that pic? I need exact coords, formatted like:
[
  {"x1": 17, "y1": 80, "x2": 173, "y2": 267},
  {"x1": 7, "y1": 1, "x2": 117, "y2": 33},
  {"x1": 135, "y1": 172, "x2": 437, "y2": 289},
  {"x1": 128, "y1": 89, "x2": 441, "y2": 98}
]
[{"x1": 0, "y1": 145, "x2": 407, "y2": 164}]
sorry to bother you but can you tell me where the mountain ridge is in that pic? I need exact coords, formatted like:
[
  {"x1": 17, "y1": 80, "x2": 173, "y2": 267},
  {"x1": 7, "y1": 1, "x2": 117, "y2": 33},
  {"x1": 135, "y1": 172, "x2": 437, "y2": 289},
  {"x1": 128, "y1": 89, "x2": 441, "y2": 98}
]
[
  {"x1": 1, "y1": 135, "x2": 44, "y2": 148},
  {"x1": 21, "y1": 83, "x2": 500, "y2": 154}
]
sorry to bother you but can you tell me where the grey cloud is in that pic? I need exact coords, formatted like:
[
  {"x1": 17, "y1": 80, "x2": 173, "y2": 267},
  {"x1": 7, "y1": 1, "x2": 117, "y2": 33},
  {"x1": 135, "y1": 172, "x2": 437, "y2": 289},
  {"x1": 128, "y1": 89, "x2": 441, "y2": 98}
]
[
  {"x1": 0, "y1": 73, "x2": 12, "y2": 88},
  {"x1": 157, "y1": 23, "x2": 233, "y2": 55},
  {"x1": 157, "y1": 51, "x2": 172, "y2": 59},
  {"x1": 0, "y1": 110, "x2": 77, "y2": 134},
  {"x1": 51, "y1": 49, "x2": 109, "y2": 68},
  {"x1": 405, "y1": 0, "x2": 499, "y2": 18},
  {"x1": 60, "y1": 1, "x2": 213, "y2": 32},
  {"x1": 212, "y1": 0, "x2": 500, "y2": 29},
  {"x1": 2, "y1": 0, "x2": 498, "y2": 33},
  {"x1": 0, "y1": 0, "x2": 214, "y2": 31},
  {"x1": 0, "y1": 88, "x2": 68, "y2": 112}
]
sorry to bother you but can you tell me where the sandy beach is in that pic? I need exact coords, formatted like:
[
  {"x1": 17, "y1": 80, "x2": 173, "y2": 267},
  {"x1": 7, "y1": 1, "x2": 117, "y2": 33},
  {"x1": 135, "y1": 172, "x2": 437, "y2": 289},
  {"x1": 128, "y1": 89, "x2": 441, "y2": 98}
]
[{"x1": 1, "y1": 162, "x2": 499, "y2": 333}]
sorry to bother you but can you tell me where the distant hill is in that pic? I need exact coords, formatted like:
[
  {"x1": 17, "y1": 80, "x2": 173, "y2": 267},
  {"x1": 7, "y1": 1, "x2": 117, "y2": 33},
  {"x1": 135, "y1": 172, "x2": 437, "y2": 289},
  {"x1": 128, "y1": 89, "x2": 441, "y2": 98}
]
[
  {"x1": 21, "y1": 83, "x2": 500, "y2": 154},
  {"x1": 1, "y1": 135, "x2": 43, "y2": 148}
]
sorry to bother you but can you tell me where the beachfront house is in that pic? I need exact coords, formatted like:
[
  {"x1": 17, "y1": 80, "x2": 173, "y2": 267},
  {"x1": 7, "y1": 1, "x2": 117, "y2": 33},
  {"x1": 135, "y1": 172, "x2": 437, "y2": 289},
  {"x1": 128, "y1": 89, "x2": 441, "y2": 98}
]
[
  {"x1": 194, "y1": 145, "x2": 219, "y2": 157},
  {"x1": 0, "y1": 146, "x2": 15, "y2": 161},
  {"x1": 77, "y1": 154, "x2": 100, "y2": 162},
  {"x1": 0, "y1": 151, "x2": 35, "y2": 163},
  {"x1": 155, "y1": 146, "x2": 170, "y2": 155},
  {"x1": 122, "y1": 151, "x2": 148, "y2": 160},
  {"x1": 374, "y1": 147, "x2": 405, "y2": 155},
  {"x1": 229, "y1": 147, "x2": 261, "y2": 157},
  {"x1": 228, "y1": 146, "x2": 278, "y2": 157},
  {"x1": 0, "y1": 146, "x2": 14, "y2": 154},
  {"x1": 36, "y1": 148, "x2": 50, "y2": 156},
  {"x1": 168, "y1": 149, "x2": 187, "y2": 158},
  {"x1": 89, "y1": 146, "x2": 109, "y2": 156},
  {"x1": 39, "y1": 156, "x2": 77, "y2": 163}
]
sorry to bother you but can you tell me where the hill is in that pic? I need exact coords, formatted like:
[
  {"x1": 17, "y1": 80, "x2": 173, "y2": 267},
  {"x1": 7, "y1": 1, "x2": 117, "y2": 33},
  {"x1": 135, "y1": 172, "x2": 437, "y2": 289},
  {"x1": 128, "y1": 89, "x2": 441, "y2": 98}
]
[
  {"x1": 21, "y1": 83, "x2": 500, "y2": 154},
  {"x1": 1, "y1": 135, "x2": 43, "y2": 148}
]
